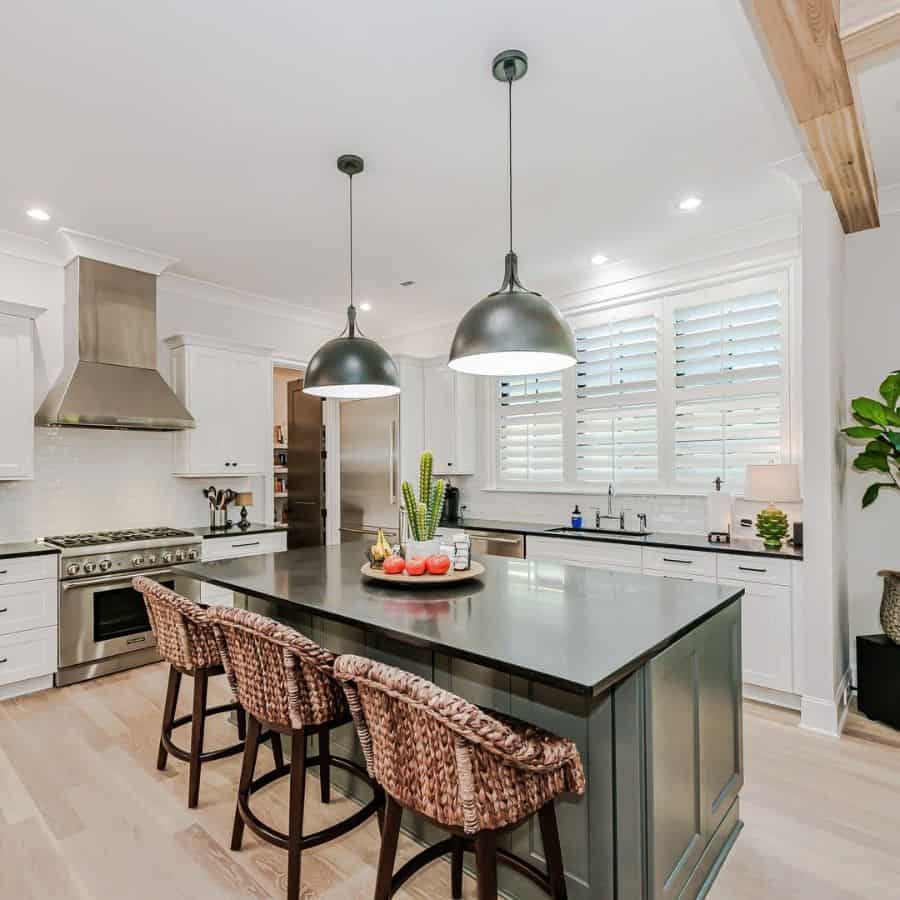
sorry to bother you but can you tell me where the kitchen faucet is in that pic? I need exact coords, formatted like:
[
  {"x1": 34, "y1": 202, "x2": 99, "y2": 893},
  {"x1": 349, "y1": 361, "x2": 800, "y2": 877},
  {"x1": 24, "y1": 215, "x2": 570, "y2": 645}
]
[{"x1": 591, "y1": 484, "x2": 619, "y2": 528}]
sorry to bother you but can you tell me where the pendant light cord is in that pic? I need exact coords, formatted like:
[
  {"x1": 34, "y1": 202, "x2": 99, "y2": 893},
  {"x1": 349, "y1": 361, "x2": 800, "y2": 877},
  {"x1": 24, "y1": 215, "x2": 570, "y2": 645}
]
[
  {"x1": 508, "y1": 77, "x2": 513, "y2": 255},
  {"x1": 349, "y1": 173, "x2": 355, "y2": 310}
]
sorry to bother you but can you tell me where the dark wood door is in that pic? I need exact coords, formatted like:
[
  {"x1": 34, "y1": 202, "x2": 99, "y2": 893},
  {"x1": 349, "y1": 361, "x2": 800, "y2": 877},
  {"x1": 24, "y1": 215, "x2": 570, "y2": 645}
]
[{"x1": 287, "y1": 379, "x2": 324, "y2": 548}]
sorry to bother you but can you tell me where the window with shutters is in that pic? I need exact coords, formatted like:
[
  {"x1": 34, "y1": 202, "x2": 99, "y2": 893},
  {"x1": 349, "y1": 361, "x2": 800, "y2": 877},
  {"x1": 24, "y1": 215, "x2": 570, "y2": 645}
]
[{"x1": 492, "y1": 269, "x2": 792, "y2": 494}]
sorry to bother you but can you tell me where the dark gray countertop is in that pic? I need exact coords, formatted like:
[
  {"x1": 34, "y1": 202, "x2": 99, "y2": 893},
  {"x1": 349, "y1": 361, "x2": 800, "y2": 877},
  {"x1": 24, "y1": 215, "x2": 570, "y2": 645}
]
[
  {"x1": 0, "y1": 541, "x2": 59, "y2": 560},
  {"x1": 183, "y1": 541, "x2": 743, "y2": 697},
  {"x1": 187, "y1": 523, "x2": 288, "y2": 540},
  {"x1": 441, "y1": 517, "x2": 803, "y2": 561}
]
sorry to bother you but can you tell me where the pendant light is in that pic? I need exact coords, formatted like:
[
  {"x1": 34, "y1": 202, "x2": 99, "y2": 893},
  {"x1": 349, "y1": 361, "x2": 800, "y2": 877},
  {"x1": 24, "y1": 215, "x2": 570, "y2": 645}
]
[
  {"x1": 304, "y1": 155, "x2": 400, "y2": 399},
  {"x1": 449, "y1": 50, "x2": 576, "y2": 377}
]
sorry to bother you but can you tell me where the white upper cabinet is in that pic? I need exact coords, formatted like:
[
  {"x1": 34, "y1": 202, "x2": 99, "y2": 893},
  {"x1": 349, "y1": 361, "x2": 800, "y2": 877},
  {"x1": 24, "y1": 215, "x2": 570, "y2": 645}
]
[
  {"x1": 166, "y1": 334, "x2": 272, "y2": 477},
  {"x1": 422, "y1": 358, "x2": 476, "y2": 475},
  {"x1": 0, "y1": 306, "x2": 43, "y2": 481}
]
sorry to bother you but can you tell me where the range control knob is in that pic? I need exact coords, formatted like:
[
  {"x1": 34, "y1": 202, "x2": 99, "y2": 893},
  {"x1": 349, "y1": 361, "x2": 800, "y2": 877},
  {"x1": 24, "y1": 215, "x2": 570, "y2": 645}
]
[
  {"x1": 132, "y1": 555, "x2": 145, "y2": 567},
  {"x1": 66, "y1": 562, "x2": 81, "y2": 576},
  {"x1": 146, "y1": 554, "x2": 158, "y2": 565},
  {"x1": 187, "y1": 549, "x2": 198, "y2": 561},
  {"x1": 174, "y1": 550, "x2": 185, "y2": 562},
  {"x1": 98, "y1": 559, "x2": 112, "y2": 572},
  {"x1": 83, "y1": 562, "x2": 97, "y2": 574},
  {"x1": 161, "y1": 552, "x2": 173, "y2": 564}
]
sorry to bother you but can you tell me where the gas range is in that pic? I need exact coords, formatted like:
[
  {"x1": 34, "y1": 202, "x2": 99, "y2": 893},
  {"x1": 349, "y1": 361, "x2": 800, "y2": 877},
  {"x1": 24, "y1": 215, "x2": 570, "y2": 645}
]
[{"x1": 45, "y1": 526, "x2": 202, "y2": 581}]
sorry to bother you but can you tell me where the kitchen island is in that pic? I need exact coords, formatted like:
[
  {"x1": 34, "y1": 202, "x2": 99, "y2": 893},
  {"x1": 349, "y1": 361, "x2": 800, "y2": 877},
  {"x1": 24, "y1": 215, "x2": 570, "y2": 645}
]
[{"x1": 183, "y1": 542, "x2": 744, "y2": 900}]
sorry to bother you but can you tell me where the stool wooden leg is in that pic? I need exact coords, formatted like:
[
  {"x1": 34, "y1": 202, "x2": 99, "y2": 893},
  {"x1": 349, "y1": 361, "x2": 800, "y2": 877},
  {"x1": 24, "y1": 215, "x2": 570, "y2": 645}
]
[
  {"x1": 319, "y1": 727, "x2": 331, "y2": 803},
  {"x1": 157, "y1": 665, "x2": 181, "y2": 771},
  {"x1": 232, "y1": 716, "x2": 261, "y2": 851},
  {"x1": 474, "y1": 830, "x2": 498, "y2": 900},
  {"x1": 188, "y1": 669, "x2": 208, "y2": 809},
  {"x1": 270, "y1": 732, "x2": 285, "y2": 770},
  {"x1": 287, "y1": 729, "x2": 308, "y2": 900},
  {"x1": 236, "y1": 705, "x2": 247, "y2": 741},
  {"x1": 538, "y1": 802, "x2": 567, "y2": 900},
  {"x1": 374, "y1": 795, "x2": 403, "y2": 900},
  {"x1": 451, "y1": 835, "x2": 465, "y2": 898}
]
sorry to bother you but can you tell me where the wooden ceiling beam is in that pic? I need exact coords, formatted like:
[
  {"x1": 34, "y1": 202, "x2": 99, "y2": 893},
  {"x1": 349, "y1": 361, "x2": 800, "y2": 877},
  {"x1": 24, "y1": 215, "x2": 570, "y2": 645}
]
[{"x1": 749, "y1": 0, "x2": 880, "y2": 233}]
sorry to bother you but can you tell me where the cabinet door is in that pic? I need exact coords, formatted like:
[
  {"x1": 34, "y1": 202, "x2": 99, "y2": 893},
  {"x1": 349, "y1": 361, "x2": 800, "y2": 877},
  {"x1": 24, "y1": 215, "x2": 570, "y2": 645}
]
[
  {"x1": 423, "y1": 365, "x2": 455, "y2": 473},
  {"x1": 0, "y1": 316, "x2": 34, "y2": 480},
  {"x1": 721, "y1": 578, "x2": 792, "y2": 691},
  {"x1": 451, "y1": 371, "x2": 477, "y2": 474},
  {"x1": 186, "y1": 348, "x2": 230, "y2": 473},
  {"x1": 228, "y1": 353, "x2": 269, "y2": 474}
]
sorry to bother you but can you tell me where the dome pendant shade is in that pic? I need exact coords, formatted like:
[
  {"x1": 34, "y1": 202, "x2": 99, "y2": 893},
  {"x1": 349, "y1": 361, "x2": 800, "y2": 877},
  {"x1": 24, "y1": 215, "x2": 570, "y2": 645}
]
[
  {"x1": 304, "y1": 154, "x2": 400, "y2": 400},
  {"x1": 449, "y1": 252, "x2": 576, "y2": 376},
  {"x1": 304, "y1": 306, "x2": 400, "y2": 399}
]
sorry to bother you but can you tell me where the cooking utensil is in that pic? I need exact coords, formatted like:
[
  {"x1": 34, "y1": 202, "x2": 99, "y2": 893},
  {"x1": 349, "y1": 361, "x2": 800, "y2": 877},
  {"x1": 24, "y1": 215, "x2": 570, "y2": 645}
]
[{"x1": 215, "y1": 489, "x2": 224, "y2": 509}]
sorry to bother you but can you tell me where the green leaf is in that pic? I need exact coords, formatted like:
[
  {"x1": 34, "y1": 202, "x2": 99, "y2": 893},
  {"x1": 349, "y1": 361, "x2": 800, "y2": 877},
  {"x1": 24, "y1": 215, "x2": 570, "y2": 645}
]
[
  {"x1": 865, "y1": 440, "x2": 891, "y2": 455},
  {"x1": 880, "y1": 373, "x2": 900, "y2": 411},
  {"x1": 887, "y1": 431, "x2": 900, "y2": 452},
  {"x1": 862, "y1": 483, "x2": 897, "y2": 508},
  {"x1": 854, "y1": 452, "x2": 891, "y2": 473},
  {"x1": 852, "y1": 397, "x2": 892, "y2": 426},
  {"x1": 842, "y1": 426, "x2": 882, "y2": 439}
]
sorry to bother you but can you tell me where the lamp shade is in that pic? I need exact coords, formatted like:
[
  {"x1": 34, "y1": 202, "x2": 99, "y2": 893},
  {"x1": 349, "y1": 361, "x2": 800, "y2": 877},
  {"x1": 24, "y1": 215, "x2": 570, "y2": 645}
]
[
  {"x1": 303, "y1": 334, "x2": 400, "y2": 399},
  {"x1": 743, "y1": 464, "x2": 801, "y2": 503},
  {"x1": 235, "y1": 492, "x2": 253, "y2": 507}
]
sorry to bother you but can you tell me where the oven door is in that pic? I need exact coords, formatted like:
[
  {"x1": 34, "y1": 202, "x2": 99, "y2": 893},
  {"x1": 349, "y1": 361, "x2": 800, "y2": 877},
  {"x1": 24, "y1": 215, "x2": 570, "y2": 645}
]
[{"x1": 59, "y1": 567, "x2": 199, "y2": 668}]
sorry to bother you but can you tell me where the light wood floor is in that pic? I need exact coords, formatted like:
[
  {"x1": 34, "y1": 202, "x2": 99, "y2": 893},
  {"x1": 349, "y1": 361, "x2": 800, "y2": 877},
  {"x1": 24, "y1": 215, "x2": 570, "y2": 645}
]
[{"x1": 1, "y1": 664, "x2": 898, "y2": 899}]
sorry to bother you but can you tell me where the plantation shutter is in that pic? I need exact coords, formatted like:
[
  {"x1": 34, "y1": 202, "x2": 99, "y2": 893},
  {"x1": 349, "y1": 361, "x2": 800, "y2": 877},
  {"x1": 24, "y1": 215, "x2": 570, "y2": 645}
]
[
  {"x1": 497, "y1": 372, "x2": 564, "y2": 482},
  {"x1": 672, "y1": 286, "x2": 784, "y2": 488},
  {"x1": 574, "y1": 312, "x2": 659, "y2": 484}
]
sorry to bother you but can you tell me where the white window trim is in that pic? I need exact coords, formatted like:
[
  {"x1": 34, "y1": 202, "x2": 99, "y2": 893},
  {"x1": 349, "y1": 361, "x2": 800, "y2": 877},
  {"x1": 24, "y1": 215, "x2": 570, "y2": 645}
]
[{"x1": 487, "y1": 260, "x2": 798, "y2": 497}]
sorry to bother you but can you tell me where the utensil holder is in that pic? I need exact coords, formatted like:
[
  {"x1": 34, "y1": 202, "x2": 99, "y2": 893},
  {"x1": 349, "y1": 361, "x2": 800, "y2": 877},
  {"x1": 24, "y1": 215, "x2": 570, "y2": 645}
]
[{"x1": 210, "y1": 508, "x2": 227, "y2": 529}]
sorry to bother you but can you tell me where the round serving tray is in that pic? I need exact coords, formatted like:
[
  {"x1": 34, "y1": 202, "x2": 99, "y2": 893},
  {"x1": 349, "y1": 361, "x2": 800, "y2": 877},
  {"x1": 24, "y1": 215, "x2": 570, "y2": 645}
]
[{"x1": 360, "y1": 560, "x2": 485, "y2": 587}]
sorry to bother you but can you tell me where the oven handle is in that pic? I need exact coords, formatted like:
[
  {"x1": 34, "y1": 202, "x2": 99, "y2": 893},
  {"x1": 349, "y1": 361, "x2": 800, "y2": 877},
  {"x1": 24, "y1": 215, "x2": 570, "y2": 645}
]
[{"x1": 61, "y1": 568, "x2": 177, "y2": 591}]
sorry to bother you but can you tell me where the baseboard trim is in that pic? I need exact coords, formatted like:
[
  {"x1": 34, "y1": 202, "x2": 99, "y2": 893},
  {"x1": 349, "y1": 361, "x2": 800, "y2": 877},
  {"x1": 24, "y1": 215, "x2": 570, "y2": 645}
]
[
  {"x1": 743, "y1": 683, "x2": 802, "y2": 711},
  {"x1": 799, "y1": 668, "x2": 852, "y2": 737},
  {"x1": 0, "y1": 674, "x2": 54, "y2": 702}
]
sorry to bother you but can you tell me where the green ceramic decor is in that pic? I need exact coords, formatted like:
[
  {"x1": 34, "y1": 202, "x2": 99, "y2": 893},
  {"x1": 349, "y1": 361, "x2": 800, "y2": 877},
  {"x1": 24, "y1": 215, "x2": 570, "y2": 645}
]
[{"x1": 755, "y1": 507, "x2": 789, "y2": 550}]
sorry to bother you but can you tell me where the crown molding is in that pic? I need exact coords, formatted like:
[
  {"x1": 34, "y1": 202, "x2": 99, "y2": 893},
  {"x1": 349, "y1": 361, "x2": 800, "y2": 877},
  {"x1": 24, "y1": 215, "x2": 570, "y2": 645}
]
[
  {"x1": 52, "y1": 228, "x2": 178, "y2": 274},
  {"x1": 771, "y1": 153, "x2": 819, "y2": 195},
  {"x1": 164, "y1": 333, "x2": 274, "y2": 357},
  {"x1": 157, "y1": 271, "x2": 344, "y2": 331},
  {"x1": 0, "y1": 229, "x2": 61, "y2": 266},
  {"x1": 0, "y1": 300, "x2": 46, "y2": 319}
]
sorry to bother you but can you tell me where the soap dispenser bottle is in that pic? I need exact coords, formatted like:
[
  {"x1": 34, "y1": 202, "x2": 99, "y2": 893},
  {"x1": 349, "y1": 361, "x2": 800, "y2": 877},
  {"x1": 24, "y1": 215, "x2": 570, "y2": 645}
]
[{"x1": 571, "y1": 505, "x2": 583, "y2": 529}]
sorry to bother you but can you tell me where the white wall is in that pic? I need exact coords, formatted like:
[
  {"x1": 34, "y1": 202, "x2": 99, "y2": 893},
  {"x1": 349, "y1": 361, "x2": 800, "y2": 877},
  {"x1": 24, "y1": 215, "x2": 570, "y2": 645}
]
[
  {"x1": 0, "y1": 247, "x2": 334, "y2": 543},
  {"x1": 843, "y1": 208, "x2": 900, "y2": 681}
]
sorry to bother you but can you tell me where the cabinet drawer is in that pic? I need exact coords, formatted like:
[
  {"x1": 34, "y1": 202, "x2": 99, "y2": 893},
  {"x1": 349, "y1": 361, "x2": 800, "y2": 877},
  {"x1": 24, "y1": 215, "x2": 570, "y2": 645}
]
[
  {"x1": 0, "y1": 627, "x2": 57, "y2": 687},
  {"x1": 201, "y1": 531, "x2": 287, "y2": 561},
  {"x1": 0, "y1": 555, "x2": 57, "y2": 586},
  {"x1": 0, "y1": 579, "x2": 57, "y2": 635},
  {"x1": 642, "y1": 547, "x2": 716, "y2": 578},
  {"x1": 716, "y1": 554, "x2": 792, "y2": 586},
  {"x1": 527, "y1": 535, "x2": 642, "y2": 570}
]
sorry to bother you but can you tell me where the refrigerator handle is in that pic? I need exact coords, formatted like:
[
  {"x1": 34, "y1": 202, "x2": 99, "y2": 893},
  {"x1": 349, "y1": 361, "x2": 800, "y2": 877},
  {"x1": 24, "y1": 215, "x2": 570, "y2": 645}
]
[{"x1": 389, "y1": 419, "x2": 397, "y2": 505}]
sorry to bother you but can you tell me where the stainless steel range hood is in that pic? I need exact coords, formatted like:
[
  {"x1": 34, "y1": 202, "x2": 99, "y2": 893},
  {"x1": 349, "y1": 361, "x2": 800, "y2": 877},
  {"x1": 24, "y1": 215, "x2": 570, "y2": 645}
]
[{"x1": 36, "y1": 257, "x2": 195, "y2": 430}]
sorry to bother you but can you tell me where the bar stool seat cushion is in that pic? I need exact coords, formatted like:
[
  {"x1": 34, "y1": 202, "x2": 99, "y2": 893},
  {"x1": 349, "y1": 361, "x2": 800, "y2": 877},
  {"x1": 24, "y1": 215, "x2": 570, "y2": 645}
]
[{"x1": 335, "y1": 654, "x2": 585, "y2": 834}]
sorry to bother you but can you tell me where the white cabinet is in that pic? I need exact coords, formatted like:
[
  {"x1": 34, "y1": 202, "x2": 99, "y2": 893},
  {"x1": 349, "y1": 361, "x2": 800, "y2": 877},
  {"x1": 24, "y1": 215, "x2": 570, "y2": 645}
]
[
  {"x1": 0, "y1": 551, "x2": 58, "y2": 699},
  {"x1": 166, "y1": 335, "x2": 272, "y2": 477},
  {"x1": 199, "y1": 530, "x2": 287, "y2": 607},
  {"x1": 527, "y1": 535, "x2": 641, "y2": 572},
  {"x1": 422, "y1": 359, "x2": 476, "y2": 475},
  {"x1": 642, "y1": 547, "x2": 717, "y2": 580},
  {"x1": 0, "y1": 311, "x2": 40, "y2": 480}
]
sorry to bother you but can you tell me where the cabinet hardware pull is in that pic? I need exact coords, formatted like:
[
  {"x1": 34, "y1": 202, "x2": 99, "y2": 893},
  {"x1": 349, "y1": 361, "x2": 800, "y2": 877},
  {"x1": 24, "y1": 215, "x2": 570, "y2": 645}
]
[
  {"x1": 469, "y1": 535, "x2": 522, "y2": 545},
  {"x1": 126, "y1": 636, "x2": 147, "y2": 645},
  {"x1": 232, "y1": 541, "x2": 260, "y2": 548},
  {"x1": 0, "y1": 657, "x2": 7, "y2": 664},
  {"x1": 662, "y1": 557, "x2": 692, "y2": 565},
  {"x1": 0, "y1": 570, "x2": 7, "y2": 575},
  {"x1": 0, "y1": 607, "x2": 7, "y2": 613},
  {"x1": 738, "y1": 565, "x2": 767, "y2": 573},
  {"x1": 663, "y1": 575, "x2": 692, "y2": 581}
]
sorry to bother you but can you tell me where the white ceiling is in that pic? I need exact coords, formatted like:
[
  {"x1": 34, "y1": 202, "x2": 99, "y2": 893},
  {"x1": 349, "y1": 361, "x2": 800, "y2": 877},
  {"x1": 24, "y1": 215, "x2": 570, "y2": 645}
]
[
  {"x1": 0, "y1": 0, "x2": 802, "y2": 330},
  {"x1": 857, "y1": 54, "x2": 900, "y2": 191}
]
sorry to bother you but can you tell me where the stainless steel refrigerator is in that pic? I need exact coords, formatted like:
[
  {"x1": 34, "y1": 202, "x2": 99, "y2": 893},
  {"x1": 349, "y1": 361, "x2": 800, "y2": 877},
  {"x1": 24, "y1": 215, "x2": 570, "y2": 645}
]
[{"x1": 339, "y1": 395, "x2": 401, "y2": 545}]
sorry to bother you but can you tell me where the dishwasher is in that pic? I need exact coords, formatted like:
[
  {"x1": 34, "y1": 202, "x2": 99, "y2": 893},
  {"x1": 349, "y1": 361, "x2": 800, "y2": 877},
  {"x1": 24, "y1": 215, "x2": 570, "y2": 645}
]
[{"x1": 464, "y1": 529, "x2": 525, "y2": 559}]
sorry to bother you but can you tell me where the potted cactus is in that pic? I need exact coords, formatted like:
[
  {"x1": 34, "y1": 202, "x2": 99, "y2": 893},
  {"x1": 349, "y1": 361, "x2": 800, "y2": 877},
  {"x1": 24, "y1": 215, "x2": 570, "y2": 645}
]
[{"x1": 402, "y1": 451, "x2": 446, "y2": 558}]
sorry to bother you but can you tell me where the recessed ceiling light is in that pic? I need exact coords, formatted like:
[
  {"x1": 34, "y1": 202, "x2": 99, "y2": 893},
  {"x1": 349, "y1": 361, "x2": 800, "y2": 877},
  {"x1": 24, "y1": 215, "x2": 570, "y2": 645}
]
[
  {"x1": 360, "y1": 301, "x2": 372, "y2": 312},
  {"x1": 27, "y1": 208, "x2": 51, "y2": 222},
  {"x1": 679, "y1": 196, "x2": 702, "y2": 212},
  {"x1": 591, "y1": 253, "x2": 608, "y2": 266}
]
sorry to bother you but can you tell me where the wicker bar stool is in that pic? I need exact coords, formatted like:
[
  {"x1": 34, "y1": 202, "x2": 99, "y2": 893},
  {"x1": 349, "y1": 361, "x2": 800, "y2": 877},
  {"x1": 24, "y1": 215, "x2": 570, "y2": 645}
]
[
  {"x1": 208, "y1": 606, "x2": 384, "y2": 900},
  {"x1": 133, "y1": 577, "x2": 277, "y2": 809},
  {"x1": 334, "y1": 654, "x2": 586, "y2": 900}
]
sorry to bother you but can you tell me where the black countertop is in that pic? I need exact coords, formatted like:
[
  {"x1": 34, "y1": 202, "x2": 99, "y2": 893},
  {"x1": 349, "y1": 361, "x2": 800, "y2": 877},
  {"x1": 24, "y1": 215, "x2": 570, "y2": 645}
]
[
  {"x1": 441, "y1": 517, "x2": 804, "y2": 561},
  {"x1": 0, "y1": 541, "x2": 59, "y2": 560},
  {"x1": 182, "y1": 542, "x2": 743, "y2": 697},
  {"x1": 187, "y1": 523, "x2": 288, "y2": 540}
]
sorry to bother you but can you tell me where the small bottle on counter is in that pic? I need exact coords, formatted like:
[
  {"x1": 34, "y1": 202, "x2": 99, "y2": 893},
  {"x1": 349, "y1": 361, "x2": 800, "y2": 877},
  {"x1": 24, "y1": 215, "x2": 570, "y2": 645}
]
[
  {"x1": 452, "y1": 533, "x2": 471, "y2": 571},
  {"x1": 571, "y1": 505, "x2": 583, "y2": 529}
]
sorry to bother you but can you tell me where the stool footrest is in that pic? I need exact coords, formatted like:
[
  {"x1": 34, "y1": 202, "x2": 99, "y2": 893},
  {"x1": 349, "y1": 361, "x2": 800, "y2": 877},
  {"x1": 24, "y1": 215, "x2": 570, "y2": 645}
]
[{"x1": 161, "y1": 701, "x2": 249, "y2": 764}]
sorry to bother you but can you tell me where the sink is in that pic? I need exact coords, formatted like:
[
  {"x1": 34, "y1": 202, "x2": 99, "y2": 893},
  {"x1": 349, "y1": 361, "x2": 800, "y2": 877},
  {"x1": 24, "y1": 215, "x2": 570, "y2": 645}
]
[{"x1": 546, "y1": 526, "x2": 653, "y2": 538}]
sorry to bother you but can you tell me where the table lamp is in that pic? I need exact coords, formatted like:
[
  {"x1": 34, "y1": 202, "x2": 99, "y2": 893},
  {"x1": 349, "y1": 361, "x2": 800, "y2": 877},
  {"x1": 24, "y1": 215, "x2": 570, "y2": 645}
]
[
  {"x1": 743, "y1": 464, "x2": 801, "y2": 549},
  {"x1": 235, "y1": 492, "x2": 253, "y2": 530}
]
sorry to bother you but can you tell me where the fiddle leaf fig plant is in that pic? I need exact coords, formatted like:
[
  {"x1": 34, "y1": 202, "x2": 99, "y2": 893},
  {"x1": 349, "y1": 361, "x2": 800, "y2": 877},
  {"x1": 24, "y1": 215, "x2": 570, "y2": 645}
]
[{"x1": 842, "y1": 370, "x2": 900, "y2": 507}]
